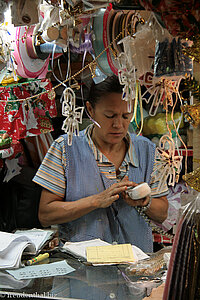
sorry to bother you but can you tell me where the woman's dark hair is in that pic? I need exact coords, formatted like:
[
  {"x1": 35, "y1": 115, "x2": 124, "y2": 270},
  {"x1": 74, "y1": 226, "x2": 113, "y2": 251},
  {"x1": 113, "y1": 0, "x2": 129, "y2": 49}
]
[{"x1": 88, "y1": 75, "x2": 123, "y2": 108}]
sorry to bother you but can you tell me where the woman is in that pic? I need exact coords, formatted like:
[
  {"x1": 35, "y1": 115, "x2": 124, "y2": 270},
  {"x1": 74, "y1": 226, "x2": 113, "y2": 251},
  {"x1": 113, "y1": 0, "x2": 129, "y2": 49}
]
[{"x1": 33, "y1": 75, "x2": 168, "y2": 252}]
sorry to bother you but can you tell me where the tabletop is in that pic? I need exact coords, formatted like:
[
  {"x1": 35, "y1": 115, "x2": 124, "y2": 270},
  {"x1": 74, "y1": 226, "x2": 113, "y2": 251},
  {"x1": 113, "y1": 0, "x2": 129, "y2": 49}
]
[{"x1": 0, "y1": 251, "x2": 165, "y2": 300}]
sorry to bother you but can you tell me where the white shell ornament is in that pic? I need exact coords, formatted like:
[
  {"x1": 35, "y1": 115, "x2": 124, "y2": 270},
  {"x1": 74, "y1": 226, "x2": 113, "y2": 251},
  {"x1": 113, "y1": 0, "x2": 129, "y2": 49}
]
[{"x1": 61, "y1": 87, "x2": 84, "y2": 146}]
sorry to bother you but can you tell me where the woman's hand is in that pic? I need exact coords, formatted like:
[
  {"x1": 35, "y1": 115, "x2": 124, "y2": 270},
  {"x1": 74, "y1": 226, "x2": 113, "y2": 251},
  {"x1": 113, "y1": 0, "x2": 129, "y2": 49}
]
[
  {"x1": 123, "y1": 192, "x2": 151, "y2": 208},
  {"x1": 121, "y1": 176, "x2": 150, "y2": 208},
  {"x1": 94, "y1": 180, "x2": 133, "y2": 209},
  {"x1": 121, "y1": 176, "x2": 169, "y2": 223}
]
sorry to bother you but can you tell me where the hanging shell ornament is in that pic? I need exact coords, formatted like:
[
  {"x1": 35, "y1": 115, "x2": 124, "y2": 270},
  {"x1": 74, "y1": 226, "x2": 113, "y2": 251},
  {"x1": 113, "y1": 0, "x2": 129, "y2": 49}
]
[
  {"x1": 61, "y1": 87, "x2": 84, "y2": 146},
  {"x1": 139, "y1": 74, "x2": 183, "y2": 116},
  {"x1": 118, "y1": 52, "x2": 136, "y2": 112},
  {"x1": 151, "y1": 134, "x2": 183, "y2": 192}
]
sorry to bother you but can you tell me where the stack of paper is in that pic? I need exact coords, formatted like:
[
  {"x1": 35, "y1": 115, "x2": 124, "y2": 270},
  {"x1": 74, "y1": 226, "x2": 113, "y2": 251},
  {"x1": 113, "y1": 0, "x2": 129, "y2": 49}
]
[
  {"x1": 62, "y1": 239, "x2": 149, "y2": 265},
  {"x1": 86, "y1": 244, "x2": 137, "y2": 264},
  {"x1": 14, "y1": 229, "x2": 54, "y2": 253},
  {"x1": 0, "y1": 232, "x2": 35, "y2": 269},
  {"x1": 0, "y1": 229, "x2": 54, "y2": 269},
  {"x1": 62, "y1": 239, "x2": 110, "y2": 260}
]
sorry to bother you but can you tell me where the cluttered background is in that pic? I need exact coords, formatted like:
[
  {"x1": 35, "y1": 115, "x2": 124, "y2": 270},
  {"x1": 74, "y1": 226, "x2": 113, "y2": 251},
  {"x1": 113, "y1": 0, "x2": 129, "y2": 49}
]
[{"x1": 0, "y1": 0, "x2": 200, "y2": 249}]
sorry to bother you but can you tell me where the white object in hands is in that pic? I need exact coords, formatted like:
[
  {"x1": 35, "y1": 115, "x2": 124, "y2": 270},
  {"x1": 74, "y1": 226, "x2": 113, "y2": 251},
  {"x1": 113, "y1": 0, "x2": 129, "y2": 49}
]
[{"x1": 126, "y1": 182, "x2": 151, "y2": 200}]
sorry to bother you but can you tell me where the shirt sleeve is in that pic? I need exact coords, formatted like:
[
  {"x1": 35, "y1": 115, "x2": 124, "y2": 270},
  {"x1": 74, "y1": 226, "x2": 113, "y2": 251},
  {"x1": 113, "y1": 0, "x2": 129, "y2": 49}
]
[
  {"x1": 149, "y1": 151, "x2": 169, "y2": 198},
  {"x1": 33, "y1": 136, "x2": 66, "y2": 198}
]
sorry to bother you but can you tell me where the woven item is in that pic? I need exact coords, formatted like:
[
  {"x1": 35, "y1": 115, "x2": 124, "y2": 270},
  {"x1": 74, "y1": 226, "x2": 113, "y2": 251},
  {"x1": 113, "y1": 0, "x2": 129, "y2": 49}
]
[
  {"x1": 183, "y1": 167, "x2": 200, "y2": 192},
  {"x1": 181, "y1": 103, "x2": 200, "y2": 128}
]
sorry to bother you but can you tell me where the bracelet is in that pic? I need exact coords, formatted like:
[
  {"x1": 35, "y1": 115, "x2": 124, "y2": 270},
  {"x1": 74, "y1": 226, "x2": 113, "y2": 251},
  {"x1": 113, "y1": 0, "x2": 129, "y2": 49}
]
[{"x1": 142, "y1": 196, "x2": 152, "y2": 213}]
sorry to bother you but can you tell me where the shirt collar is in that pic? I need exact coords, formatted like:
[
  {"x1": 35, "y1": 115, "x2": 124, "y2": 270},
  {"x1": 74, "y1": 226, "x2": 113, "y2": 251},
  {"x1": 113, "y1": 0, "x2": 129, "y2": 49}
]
[{"x1": 85, "y1": 124, "x2": 139, "y2": 167}]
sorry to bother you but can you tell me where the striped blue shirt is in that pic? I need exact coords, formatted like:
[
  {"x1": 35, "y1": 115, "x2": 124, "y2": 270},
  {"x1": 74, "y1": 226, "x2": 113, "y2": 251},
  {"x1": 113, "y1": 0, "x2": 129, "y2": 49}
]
[{"x1": 33, "y1": 125, "x2": 168, "y2": 198}]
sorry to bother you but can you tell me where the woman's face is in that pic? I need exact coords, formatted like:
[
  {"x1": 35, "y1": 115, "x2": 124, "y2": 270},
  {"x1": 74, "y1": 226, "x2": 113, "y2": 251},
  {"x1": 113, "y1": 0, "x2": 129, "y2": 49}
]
[{"x1": 86, "y1": 93, "x2": 133, "y2": 145}]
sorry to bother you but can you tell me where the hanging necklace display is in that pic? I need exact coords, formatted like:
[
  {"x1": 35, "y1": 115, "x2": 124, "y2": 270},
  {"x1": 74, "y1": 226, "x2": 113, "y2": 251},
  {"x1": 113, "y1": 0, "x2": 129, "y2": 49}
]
[{"x1": 61, "y1": 87, "x2": 84, "y2": 146}]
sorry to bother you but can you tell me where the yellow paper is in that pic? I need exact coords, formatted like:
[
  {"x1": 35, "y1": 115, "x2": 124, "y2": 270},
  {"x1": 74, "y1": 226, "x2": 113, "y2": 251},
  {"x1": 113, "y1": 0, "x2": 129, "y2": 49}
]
[{"x1": 86, "y1": 243, "x2": 137, "y2": 264}]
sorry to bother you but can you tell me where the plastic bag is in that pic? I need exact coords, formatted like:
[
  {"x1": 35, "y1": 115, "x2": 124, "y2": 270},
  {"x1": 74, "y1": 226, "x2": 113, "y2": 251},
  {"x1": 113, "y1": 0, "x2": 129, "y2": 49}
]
[
  {"x1": 154, "y1": 38, "x2": 193, "y2": 77},
  {"x1": 118, "y1": 23, "x2": 155, "y2": 79},
  {"x1": 126, "y1": 247, "x2": 172, "y2": 276}
]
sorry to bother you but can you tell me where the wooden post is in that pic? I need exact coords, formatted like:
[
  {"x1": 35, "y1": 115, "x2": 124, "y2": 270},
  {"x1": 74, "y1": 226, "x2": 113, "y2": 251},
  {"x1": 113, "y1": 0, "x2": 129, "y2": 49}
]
[{"x1": 193, "y1": 62, "x2": 200, "y2": 170}]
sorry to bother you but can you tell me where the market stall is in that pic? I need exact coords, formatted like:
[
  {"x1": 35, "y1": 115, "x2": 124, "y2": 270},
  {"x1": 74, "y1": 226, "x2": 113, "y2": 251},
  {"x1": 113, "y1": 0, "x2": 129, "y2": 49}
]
[{"x1": 0, "y1": 1, "x2": 200, "y2": 299}]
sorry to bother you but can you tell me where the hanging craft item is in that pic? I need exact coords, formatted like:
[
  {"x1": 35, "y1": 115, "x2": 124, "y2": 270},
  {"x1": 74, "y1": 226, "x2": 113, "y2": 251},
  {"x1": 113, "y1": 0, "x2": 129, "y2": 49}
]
[
  {"x1": 118, "y1": 52, "x2": 144, "y2": 135},
  {"x1": 61, "y1": 87, "x2": 84, "y2": 146},
  {"x1": 69, "y1": 31, "x2": 93, "y2": 55},
  {"x1": 151, "y1": 134, "x2": 183, "y2": 192},
  {"x1": 139, "y1": 73, "x2": 182, "y2": 116},
  {"x1": 0, "y1": 79, "x2": 57, "y2": 141},
  {"x1": 39, "y1": 3, "x2": 69, "y2": 49},
  {"x1": 154, "y1": 38, "x2": 192, "y2": 78},
  {"x1": 118, "y1": 52, "x2": 136, "y2": 107},
  {"x1": 69, "y1": 30, "x2": 106, "y2": 83},
  {"x1": 147, "y1": 12, "x2": 170, "y2": 43},
  {"x1": 0, "y1": 132, "x2": 12, "y2": 150},
  {"x1": 118, "y1": 24, "x2": 155, "y2": 79},
  {"x1": 13, "y1": 25, "x2": 50, "y2": 79},
  {"x1": 181, "y1": 103, "x2": 200, "y2": 128}
]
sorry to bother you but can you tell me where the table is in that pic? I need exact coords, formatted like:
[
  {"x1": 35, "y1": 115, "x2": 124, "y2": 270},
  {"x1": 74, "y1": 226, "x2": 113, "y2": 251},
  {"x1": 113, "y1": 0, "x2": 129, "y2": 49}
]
[{"x1": 0, "y1": 251, "x2": 164, "y2": 300}]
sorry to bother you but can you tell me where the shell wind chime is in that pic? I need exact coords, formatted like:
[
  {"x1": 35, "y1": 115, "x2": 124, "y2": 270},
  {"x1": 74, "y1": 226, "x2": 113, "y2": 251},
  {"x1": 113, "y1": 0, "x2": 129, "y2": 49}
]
[
  {"x1": 139, "y1": 73, "x2": 183, "y2": 116},
  {"x1": 118, "y1": 52, "x2": 136, "y2": 112},
  {"x1": 62, "y1": 87, "x2": 84, "y2": 146},
  {"x1": 118, "y1": 52, "x2": 144, "y2": 135},
  {"x1": 151, "y1": 134, "x2": 183, "y2": 192}
]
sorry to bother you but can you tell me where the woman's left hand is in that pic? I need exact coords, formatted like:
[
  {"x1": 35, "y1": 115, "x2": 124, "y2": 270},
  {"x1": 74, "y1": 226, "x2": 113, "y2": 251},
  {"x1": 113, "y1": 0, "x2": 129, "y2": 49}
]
[
  {"x1": 121, "y1": 176, "x2": 168, "y2": 223},
  {"x1": 122, "y1": 192, "x2": 151, "y2": 208},
  {"x1": 121, "y1": 176, "x2": 150, "y2": 208}
]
